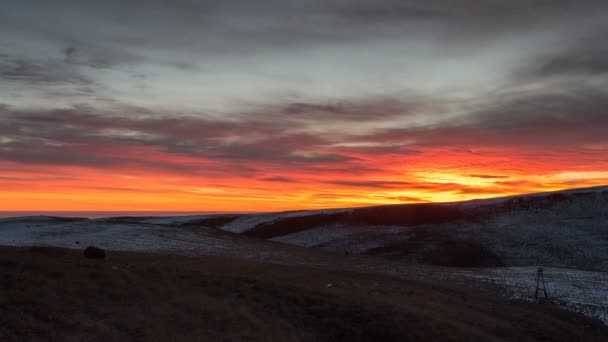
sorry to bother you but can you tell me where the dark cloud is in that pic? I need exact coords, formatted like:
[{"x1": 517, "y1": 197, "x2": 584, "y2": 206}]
[
  {"x1": 0, "y1": 175, "x2": 73, "y2": 182},
  {"x1": 456, "y1": 187, "x2": 508, "y2": 195},
  {"x1": 0, "y1": 56, "x2": 92, "y2": 85},
  {"x1": 189, "y1": 143, "x2": 356, "y2": 164},
  {"x1": 62, "y1": 46, "x2": 111, "y2": 69},
  {"x1": 323, "y1": 180, "x2": 412, "y2": 189},
  {"x1": 279, "y1": 98, "x2": 426, "y2": 123},
  {"x1": 359, "y1": 86, "x2": 608, "y2": 149},
  {"x1": 536, "y1": 24, "x2": 608, "y2": 74},
  {"x1": 537, "y1": 53, "x2": 608, "y2": 77},
  {"x1": 468, "y1": 174, "x2": 510, "y2": 179},
  {"x1": 330, "y1": 144, "x2": 421, "y2": 156},
  {"x1": 3, "y1": 77, "x2": 607, "y2": 173},
  {"x1": 259, "y1": 176, "x2": 298, "y2": 183},
  {"x1": 1, "y1": 0, "x2": 608, "y2": 190},
  {"x1": 329, "y1": 2, "x2": 447, "y2": 23},
  {"x1": 283, "y1": 103, "x2": 345, "y2": 116},
  {"x1": 3, "y1": 1, "x2": 608, "y2": 111},
  {"x1": 0, "y1": 106, "x2": 355, "y2": 171},
  {"x1": 5, "y1": 0, "x2": 607, "y2": 68},
  {"x1": 83, "y1": 186, "x2": 144, "y2": 193},
  {"x1": 319, "y1": 179, "x2": 529, "y2": 196},
  {"x1": 385, "y1": 196, "x2": 429, "y2": 203},
  {"x1": 468, "y1": 87, "x2": 608, "y2": 146},
  {"x1": 304, "y1": 164, "x2": 386, "y2": 176},
  {"x1": 493, "y1": 180, "x2": 546, "y2": 188}
]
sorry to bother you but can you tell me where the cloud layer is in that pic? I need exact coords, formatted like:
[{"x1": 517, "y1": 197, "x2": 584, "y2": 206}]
[{"x1": 1, "y1": 1, "x2": 607, "y2": 210}]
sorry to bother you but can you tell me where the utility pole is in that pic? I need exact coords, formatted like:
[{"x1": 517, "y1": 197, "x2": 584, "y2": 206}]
[{"x1": 535, "y1": 267, "x2": 548, "y2": 300}]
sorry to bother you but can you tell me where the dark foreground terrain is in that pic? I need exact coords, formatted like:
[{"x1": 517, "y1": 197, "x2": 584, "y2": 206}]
[{"x1": 0, "y1": 246, "x2": 606, "y2": 341}]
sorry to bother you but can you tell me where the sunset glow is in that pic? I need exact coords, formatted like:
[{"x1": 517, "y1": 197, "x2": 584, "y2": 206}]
[
  {"x1": 1, "y1": 1, "x2": 607, "y2": 212},
  {"x1": 2, "y1": 143, "x2": 607, "y2": 211}
]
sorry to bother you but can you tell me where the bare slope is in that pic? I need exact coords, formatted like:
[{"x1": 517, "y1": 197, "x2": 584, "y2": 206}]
[{"x1": 1, "y1": 246, "x2": 606, "y2": 342}]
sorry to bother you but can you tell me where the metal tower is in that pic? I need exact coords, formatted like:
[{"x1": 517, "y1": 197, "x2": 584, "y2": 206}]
[{"x1": 535, "y1": 267, "x2": 548, "y2": 300}]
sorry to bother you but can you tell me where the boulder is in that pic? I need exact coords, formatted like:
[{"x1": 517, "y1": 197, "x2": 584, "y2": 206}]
[{"x1": 84, "y1": 246, "x2": 106, "y2": 260}]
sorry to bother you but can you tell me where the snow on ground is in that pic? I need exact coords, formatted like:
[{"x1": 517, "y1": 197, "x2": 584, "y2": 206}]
[
  {"x1": 272, "y1": 224, "x2": 413, "y2": 253},
  {"x1": 446, "y1": 267, "x2": 608, "y2": 325},
  {"x1": 1, "y1": 213, "x2": 607, "y2": 326},
  {"x1": 139, "y1": 215, "x2": 226, "y2": 225},
  {"x1": 270, "y1": 224, "x2": 365, "y2": 247},
  {"x1": 0, "y1": 217, "x2": 281, "y2": 260},
  {"x1": 238, "y1": 186, "x2": 608, "y2": 271}
]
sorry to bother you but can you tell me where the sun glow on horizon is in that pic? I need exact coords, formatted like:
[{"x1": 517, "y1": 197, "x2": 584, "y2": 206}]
[
  {"x1": 2, "y1": 153, "x2": 606, "y2": 211},
  {"x1": 1, "y1": 2, "x2": 607, "y2": 211}
]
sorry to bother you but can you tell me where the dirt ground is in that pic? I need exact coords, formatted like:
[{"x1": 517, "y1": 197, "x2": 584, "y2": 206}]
[{"x1": 0, "y1": 246, "x2": 606, "y2": 341}]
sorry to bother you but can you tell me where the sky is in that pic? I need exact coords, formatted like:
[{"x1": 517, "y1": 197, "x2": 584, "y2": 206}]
[{"x1": 1, "y1": 0, "x2": 608, "y2": 211}]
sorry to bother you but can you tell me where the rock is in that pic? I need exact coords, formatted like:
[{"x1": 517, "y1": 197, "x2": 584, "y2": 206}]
[{"x1": 84, "y1": 246, "x2": 106, "y2": 260}]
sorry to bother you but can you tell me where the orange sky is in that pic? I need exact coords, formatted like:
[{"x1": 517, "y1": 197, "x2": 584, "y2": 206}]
[
  {"x1": 2, "y1": 2, "x2": 608, "y2": 212},
  {"x1": 2, "y1": 144, "x2": 607, "y2": 212}
]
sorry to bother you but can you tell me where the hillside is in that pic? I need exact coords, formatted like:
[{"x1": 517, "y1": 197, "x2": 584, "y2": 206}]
[
  {"x1": 1, "y1": 246, "x2": 607, "y2": 342},
  {"x1": 218, "y1": 186, "x2": 608, "y2": 271},
  {"x1": 3, "y1": 186, "x2": 606, "y2": 271},
  {"x1": 1, "y1": 186, "x2": 607, "y2": 327}
]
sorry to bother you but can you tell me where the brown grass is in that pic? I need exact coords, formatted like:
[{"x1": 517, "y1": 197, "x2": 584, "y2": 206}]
[{"x1": 0, "y1": 246, "x2": 606, "y2": 341}]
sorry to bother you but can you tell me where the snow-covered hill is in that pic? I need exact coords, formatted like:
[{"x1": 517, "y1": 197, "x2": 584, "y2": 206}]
[
  {"x1": 1, "y1": 186, "x2": 607, "y2": 270},
  {"x1": 0, "y1": 215, "x2": 303, "y2": 262},
  {"x1": 225, "y1": 185, "x2": 608, "y2": 271}
]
